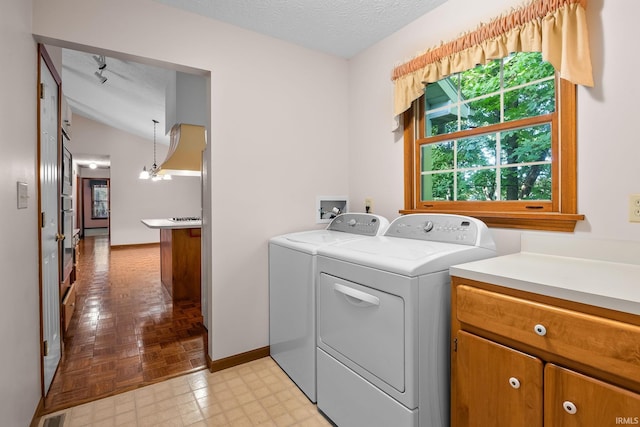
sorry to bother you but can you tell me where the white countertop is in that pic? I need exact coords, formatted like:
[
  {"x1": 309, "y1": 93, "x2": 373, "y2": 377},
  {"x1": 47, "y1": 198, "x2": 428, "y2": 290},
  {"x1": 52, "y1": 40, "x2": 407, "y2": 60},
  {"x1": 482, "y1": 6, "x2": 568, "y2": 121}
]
[
  {"x1": 141, "y1": 218, "x2": 202, "y2": 229},
  {"x1": 450, "y1": 234, "x2": 640, "y2": 316}
]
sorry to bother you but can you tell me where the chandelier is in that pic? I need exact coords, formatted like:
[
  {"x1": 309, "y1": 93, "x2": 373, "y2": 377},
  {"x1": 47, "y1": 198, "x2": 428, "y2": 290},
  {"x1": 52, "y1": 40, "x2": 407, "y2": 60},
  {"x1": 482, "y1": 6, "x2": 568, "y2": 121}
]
[{"x1": 139, "y1": 119, "x2": 171, "y2": 181}]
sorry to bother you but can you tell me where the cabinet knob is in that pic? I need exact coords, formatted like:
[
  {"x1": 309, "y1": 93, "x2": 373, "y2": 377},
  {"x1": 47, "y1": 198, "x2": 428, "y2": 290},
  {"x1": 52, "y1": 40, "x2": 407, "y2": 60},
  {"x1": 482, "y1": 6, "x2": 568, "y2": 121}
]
[
  {"x1": 534, "y1": 324, "x2": 547, "y2": 336},
  {"x1": 508, "y1": 377, "x2": 521, "y2": 389},
  {"x1": 562, "y1": 401, "x2": 577, "y2": 415}
]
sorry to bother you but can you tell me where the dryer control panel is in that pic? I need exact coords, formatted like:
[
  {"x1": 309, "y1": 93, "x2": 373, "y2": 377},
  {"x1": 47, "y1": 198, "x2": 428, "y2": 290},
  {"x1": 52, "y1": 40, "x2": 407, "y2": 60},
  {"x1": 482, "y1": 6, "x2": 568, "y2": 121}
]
[
  {"x1": 327, "y1": 213, "x2": 389, "y2": 236},
  {"x1": 384, "y1": 214, "x2": 495, "y2": 249}
]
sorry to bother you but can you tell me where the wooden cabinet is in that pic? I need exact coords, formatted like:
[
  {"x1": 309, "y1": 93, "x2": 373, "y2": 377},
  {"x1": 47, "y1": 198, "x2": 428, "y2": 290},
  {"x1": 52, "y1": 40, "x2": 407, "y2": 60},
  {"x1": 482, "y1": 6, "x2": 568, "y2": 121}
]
[
  {"x1": 451, "y1": 277, "x2": 640, "y2": 427},
  {"x1": 545, "y1": 364, "x2": 640, "y2": 427},
  {"x1": 62, "y1": 282, "x2": 76, "y2": 332},
  {"x1": 456, "y1": 331, "x2": 543, "y2": 427},
  {"x1": 160, "y1": 227, "x2": 201, "y2": 301}
]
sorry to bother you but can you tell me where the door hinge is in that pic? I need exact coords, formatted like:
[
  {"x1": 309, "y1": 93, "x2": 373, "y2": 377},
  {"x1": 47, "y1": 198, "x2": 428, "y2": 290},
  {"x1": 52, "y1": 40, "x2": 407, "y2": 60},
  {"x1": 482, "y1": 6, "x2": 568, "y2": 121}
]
[
  {"x1": 43, "y1": 340, "x2": 49, "y2": 356},
  {"x1": 39, "y1": 83, "x2": 45, "y2": 99},
  {"x1": 453, "y1": 337, "x2": 458, "y2": 352},
  {"x1": 41, "y1": 212, "x2": 45, "y2": 228}
]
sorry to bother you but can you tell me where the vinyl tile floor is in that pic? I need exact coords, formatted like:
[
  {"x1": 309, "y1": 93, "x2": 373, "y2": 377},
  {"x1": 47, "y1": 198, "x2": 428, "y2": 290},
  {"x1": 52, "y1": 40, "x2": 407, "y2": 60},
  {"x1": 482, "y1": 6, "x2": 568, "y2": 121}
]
[{"x1": 38, "y1": 357, "x2": 333, "y2": 427}]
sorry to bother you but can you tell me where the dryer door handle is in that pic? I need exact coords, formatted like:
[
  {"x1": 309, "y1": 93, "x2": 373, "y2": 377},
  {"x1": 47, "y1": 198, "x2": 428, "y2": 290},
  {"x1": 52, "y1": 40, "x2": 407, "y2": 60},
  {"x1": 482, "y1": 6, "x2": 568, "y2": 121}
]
[{"x1": 333, "y1": 283, "x2": 380, "y2": 307}]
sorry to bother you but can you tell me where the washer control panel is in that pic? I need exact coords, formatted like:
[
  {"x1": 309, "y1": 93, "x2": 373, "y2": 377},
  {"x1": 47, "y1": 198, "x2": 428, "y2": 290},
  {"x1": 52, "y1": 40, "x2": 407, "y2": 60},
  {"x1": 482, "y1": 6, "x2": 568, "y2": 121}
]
[
  {"x1": 327, "y1": 213, "x2": 389, "y2": 236},
  {"x1": 384, "y1": 214, "x2": 494, "y2": 248}
]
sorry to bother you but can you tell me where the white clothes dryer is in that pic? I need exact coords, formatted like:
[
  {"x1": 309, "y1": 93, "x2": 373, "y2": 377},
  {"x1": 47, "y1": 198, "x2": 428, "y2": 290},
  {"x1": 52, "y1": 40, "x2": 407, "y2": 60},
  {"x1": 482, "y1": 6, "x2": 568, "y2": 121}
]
[
  {"x1": 269, "y1": 213, "x2": 389, "y2": 402},
  {"x1": 315, "y1": 214, "x2": 496, "y2": 427}
]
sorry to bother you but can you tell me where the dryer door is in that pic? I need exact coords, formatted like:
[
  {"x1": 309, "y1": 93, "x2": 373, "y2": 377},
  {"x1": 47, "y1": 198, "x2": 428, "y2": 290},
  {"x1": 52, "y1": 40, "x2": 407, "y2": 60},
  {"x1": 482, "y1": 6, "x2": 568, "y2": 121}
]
[{"x1": 318, "y1": 273, "x2": 406, "y2": 392}]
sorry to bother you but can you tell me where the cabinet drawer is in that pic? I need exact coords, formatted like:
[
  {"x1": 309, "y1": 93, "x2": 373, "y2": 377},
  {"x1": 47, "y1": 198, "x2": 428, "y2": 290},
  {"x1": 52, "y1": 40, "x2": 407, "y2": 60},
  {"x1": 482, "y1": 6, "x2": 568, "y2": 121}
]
[
  {"x1": 456, "y1": 285, "x2": 640, "y2": 384},
  {"x1": 545, "y1": 364, "x2": 640, "y2": 427},
  {"x1": 62, "y1": 283, "x2": 76, "y2": 331}
]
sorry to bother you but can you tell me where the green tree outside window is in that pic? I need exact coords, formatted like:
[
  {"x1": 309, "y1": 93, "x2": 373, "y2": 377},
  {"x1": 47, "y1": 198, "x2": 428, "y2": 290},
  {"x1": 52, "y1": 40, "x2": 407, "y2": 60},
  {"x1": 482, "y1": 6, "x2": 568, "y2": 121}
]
[{"x1": 421, "y1": 52, "x2": 556, "y2": 202}]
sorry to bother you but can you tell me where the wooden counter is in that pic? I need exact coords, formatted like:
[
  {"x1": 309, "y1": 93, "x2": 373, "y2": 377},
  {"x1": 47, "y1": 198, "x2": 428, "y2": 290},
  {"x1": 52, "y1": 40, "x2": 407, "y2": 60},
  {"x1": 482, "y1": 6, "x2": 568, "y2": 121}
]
[
  {"x1": 141, "y1": 219, "x2": 201, "y2": 301},
  {"x1": 160, "y1": 227, "x2": 201, "y2": 301}
]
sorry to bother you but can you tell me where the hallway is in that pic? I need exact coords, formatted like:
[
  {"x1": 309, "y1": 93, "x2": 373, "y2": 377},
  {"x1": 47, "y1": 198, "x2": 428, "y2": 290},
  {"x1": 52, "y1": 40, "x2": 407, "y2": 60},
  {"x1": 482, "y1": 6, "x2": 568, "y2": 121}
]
[{"x1": 43, "y1": 236, "x2": 207, "y2": 413}]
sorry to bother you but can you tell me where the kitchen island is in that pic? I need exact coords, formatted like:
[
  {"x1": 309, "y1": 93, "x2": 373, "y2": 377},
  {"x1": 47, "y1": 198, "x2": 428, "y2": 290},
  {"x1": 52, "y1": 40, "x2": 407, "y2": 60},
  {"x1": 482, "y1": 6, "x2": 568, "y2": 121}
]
[{"x1": 141, "y1": 218, "x2": 201, "y2": 301}]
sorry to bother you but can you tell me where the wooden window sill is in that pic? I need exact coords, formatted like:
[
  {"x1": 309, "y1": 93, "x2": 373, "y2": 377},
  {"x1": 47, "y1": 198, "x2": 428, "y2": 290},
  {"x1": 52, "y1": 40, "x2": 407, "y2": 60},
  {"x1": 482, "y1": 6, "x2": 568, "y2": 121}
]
[{"x1": 399, "y1": 209, "x2": 585, "y2": 232}]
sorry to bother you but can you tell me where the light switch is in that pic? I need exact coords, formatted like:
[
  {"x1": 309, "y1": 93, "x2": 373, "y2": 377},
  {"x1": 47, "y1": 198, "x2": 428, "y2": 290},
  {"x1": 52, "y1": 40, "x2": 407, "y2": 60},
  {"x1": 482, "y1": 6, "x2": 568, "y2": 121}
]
[{"x1": 17, "y1": 182, "x2": 28, "y2": 209}]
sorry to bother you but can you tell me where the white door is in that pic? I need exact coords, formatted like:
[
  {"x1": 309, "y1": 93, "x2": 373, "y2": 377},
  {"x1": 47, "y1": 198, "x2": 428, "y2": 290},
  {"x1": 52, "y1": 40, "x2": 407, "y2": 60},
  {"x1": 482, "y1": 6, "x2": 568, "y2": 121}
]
[{"x1": 40, "y1": 54, "x2": 61, "y2": 395}]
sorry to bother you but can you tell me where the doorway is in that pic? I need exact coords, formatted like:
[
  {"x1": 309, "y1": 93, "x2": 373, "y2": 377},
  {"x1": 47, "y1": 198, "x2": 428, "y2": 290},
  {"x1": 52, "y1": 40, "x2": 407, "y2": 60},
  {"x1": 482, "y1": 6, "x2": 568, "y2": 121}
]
[
  {"x1": 42, "y1": 236, "x2": 207, "y2": 412},
  {"x1": 80, "y1": 177, "x2": 110, "y2": 237},
  {"x1": 37, "y1": 45, "x2": 210, "y2": 412},
  {"x1": 36, "y1": 44, "x2": 211, "y2": 410}
]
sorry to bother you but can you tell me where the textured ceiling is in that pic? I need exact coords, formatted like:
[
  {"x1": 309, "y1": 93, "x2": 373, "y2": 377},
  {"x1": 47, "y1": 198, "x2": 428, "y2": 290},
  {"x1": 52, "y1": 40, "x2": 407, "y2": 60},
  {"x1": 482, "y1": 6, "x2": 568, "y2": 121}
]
[
  {"x1": 62, "y1": 49, "x2": 173, "y2": 142},
  {"x1": 154, "y1": 0, "x2": 447, "y2": 58},
  {"x1": 62, "y1": 49, "x2": 175, "y2": 168},
  {"x1": 63, "y1": 0, "x2": 448, "y2": 167}
]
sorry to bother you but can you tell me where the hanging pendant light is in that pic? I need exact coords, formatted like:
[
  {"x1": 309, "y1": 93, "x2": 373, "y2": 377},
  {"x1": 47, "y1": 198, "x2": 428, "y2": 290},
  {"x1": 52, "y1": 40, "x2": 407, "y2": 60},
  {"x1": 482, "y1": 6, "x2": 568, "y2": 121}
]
[
  {"x1": 139, "y1": 119, "x2": 171, "y2": 181},
  {"x1": 138, "y1": 166, "x2": 150, "y2": 179}
]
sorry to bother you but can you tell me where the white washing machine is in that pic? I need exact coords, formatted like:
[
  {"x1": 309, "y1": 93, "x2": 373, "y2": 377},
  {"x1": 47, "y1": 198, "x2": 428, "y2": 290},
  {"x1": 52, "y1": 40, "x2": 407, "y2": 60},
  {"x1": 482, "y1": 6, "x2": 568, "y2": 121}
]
[
  {"x1": 315, "y1": 214, "x2": 496, "y2": 427},
  {"x1": 269, "y1": 213, "x2": 390, "y2": 402}
]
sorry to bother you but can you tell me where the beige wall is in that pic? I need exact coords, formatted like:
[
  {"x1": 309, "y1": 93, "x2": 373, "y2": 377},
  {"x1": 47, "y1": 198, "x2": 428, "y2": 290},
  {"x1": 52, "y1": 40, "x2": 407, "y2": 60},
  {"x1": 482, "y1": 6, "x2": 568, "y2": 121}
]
[
  {"x1": 348, "y1": 0, "x2": 640, "y2": 252},
  {"x1": 67, "y1": 115, "x2": 202, "y2": 245},
  {"x1": 32, "y1": 0, "x2": 351, "y2": 361},
  {"x1": 0, "y1": 1, "x2": 43, "y2": 425}
]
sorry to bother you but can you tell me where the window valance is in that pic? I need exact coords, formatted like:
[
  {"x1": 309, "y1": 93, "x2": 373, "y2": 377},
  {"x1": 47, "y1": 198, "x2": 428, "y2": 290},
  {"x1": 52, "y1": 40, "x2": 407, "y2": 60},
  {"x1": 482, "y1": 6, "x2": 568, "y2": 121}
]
[{"x1": 391, "y1": 0, "x2": 593, "y2": 117}]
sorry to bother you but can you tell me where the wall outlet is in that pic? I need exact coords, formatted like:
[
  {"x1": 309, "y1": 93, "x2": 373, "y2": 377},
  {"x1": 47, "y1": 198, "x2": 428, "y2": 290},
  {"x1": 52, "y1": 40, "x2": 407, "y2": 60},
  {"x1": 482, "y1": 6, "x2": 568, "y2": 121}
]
[
  {"x1": 365, "y1": 197, "x2": 373, "y2": 213},
  {"x1": 629, "y1": 194, "x2": 640, "y2": 223}
]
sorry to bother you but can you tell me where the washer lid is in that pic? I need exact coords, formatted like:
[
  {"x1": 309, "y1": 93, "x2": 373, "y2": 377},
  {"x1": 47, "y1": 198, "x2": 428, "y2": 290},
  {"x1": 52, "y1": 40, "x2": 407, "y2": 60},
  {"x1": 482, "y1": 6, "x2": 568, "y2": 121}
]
[
  {"x1": 285, "y1": 230, "x2": 369, "y2": 245},
  {"x1": 269, "y1": 213, "x2": 390, "y2": 255},
  {"x1": 270, "y1": 230, "x2": 368, "y2": 255}
]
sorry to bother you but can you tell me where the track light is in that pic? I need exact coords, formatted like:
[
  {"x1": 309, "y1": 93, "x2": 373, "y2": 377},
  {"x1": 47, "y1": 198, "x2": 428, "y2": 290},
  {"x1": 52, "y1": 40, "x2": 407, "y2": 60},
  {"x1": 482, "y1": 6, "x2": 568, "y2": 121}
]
[
  {"x1": 94, "y1": 71, "x2": 107, "y2": 84},
  {"x1": 93, "y1": 55, "x2": 107, "y2": 70},
  {"x1": 92, "y1": 54, "x2": 108, "y2": 84}
]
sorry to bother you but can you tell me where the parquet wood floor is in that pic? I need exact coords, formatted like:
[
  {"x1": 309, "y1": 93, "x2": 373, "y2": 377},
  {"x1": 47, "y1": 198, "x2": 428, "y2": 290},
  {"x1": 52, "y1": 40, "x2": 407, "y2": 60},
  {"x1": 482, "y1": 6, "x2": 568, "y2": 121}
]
[{"x1": 43, "y1": 235, "x2": 207, "y2": 414}]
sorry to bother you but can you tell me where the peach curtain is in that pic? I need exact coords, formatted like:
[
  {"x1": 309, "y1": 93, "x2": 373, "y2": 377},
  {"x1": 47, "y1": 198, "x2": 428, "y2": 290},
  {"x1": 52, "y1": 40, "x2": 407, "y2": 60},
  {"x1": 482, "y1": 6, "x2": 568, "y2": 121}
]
[{"x1": 392, "y1": 0, "x2": 593, "y2": 117}]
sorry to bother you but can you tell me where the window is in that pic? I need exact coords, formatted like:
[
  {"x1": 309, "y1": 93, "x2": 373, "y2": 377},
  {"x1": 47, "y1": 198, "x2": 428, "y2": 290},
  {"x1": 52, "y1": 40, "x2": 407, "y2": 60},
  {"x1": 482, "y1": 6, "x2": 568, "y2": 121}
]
[
  {"x1": 403, "y1": 52, "x2": 583, "y2": 231},
  {"x1": 90, "y1": 180, "x2": 109, "y2": 219}
]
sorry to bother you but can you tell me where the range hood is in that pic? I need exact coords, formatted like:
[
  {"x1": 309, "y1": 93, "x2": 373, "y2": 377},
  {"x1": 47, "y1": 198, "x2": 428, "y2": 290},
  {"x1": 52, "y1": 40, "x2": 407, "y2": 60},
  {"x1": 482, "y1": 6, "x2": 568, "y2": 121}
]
[{"x1": 159, "y1": 123, "x2": 206, "y2": 176}]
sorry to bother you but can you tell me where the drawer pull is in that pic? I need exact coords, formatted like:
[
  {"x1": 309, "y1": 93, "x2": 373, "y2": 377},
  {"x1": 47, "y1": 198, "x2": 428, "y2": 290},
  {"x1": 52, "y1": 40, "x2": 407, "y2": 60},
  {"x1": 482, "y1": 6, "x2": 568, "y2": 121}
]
[
  {"x1": 562, "y1": 401, "x2": 577, "y2": 415},
  {"x1": 508, "y1": 377, "x2": 521, "y2": 389},
  {"x1": 534, "y1": 324, "x2": 547, "y2": 336}
]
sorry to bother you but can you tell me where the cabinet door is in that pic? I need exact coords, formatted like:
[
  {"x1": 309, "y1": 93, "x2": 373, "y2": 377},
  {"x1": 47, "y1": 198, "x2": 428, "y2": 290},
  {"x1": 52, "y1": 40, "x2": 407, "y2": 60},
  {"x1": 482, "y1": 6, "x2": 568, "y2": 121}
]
[
  {"x1": 456, "y1": 331, "x2": 543, "y2": 427},
  {"x1": 545, "y1": 364, "x2": 640, "y2": 427}
]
